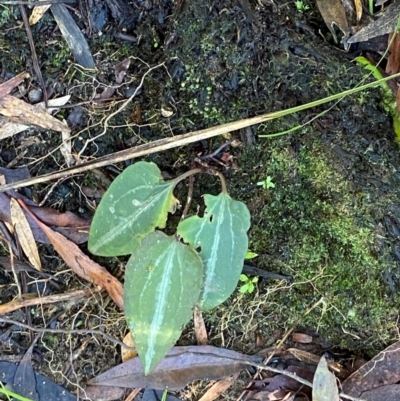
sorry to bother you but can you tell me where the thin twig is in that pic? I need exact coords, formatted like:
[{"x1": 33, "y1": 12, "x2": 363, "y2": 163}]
[
  {"x1": 0, "y1": 317, "x2": 136, "y2": 350},
  {"x1": 19, "y1": 4, "x2": 48, "y2": 107},
  {"x1": 181, "y1": 174, "x2": 194, "y2": 220},
  {"x1": 3, "y1": 70, "x2": 400, "y2": 192}
]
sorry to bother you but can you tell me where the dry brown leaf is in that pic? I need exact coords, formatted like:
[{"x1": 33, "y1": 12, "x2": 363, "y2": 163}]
[
  {"x1": 194, "y1": 306, "x2": 208, "y2": 345},
  {"x1": 10, "y1": 198, "x2": 42, "y2": 271},
  {"x1": 29, "y1": 3, "x2": 51, "y2": 25},
  {"x1": 315, "y1": 0, "x2": 349, "y2": 44},
  {"x1": 39, "y1": 223, "x2": 124, "y2": 309},
  {"x1": 386, "y1": 32, "x2": 400, "y2": 75},
  {"x1": 0, "y1": 95, "x2": 70, "y2": 140},
  {"x1": 0, "y1": 72, "x2": 29, "y2": 98},
  {"x1": 354, "y1": 0, "x2": 362, "y2": 21},
  {"x1": 19, "y1": 202, "x2": 124, "y2": 309},
  {"x1": 0, "y1": 190, "x2": 90, "y2": 245},
  {"x1": 312, "y1": 356, "x2": 339, "y2": 401},
  {"x1": 198, "y1": 374, "x2": 238, "y2": 401},
  {"x1": 0, "y1": 95, "x2": 70, "y2": 132},
  {"x1": 288, "y1": 348, "x2": 320, "y2": 365},
  {"x1": 292, "y1": 333, "x2": 312, "y2": 344},
  {"x1": 121, "y1": 332, "x2": 137, "y2": 362},
  {"x1": 342, "y1": 340, "x2": 400, "y2": 397},
  {"x1": 89, "y1": 345, "x2": 262, "y2": 390}
]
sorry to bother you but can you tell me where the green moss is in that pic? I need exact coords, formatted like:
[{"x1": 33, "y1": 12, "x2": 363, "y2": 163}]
[{"x1": 231, "y1": 133, "x2": 400, "y2": 355}]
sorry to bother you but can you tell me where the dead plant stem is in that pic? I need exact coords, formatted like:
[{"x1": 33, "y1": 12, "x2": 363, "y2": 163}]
[{"x1": 0, "y1": 317, "x2": 136, "y2": 351}]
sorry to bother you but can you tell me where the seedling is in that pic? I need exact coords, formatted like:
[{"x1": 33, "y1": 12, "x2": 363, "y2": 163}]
[
  {"x1": 89, "y1": 161, "x2": 250, "y2": 374},
  {"x1": 245, "y1": 250, "x2": 258, "y2": 260},
  {"x1": 257, "y1": 176, "x2": 275, "y2": 189},
  {"x1": 239, "y1": 274, "x2": 258, "y2": 294},
  {"x1": 294, "y1": 0, "x2": 309, "y2": 12}
]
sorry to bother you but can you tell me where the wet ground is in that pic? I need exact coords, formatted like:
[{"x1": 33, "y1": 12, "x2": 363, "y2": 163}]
[{"x1": 2, "y1": 0, "x2": 400, "y2": 399}]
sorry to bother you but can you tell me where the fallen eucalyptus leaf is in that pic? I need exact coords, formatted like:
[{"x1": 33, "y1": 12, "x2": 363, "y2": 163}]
[
  {"x1": 10, "y1": 198, "x2": 42, "y2": 271},
  {"x1": 88, "y1": 345, "x2": 262, "y2": 390},
  {"x1": 312, "y1": 356, "x2": 339, "y2": 401}
]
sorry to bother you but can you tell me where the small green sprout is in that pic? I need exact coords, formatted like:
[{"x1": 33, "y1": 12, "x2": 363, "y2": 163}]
[
  {"x1": 257, "y1": 176, "x2": 275, "y2": 189},
  {"x1": 294, "y1": 0, "x2": 310, "y2": 12},
  {"x1": 245, "y1": 250, "x2": 258, "y2": 259},
  {"x1": 239, "y1": 274, "x2": 258, "y2": 294}
]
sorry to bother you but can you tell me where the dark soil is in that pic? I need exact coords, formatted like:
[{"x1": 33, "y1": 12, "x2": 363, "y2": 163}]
[{"x1": 1, "y1": 0, "x2": 400, "y2": 400}]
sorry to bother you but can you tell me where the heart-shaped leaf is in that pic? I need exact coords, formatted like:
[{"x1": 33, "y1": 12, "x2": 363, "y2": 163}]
[
  {"x1": 124, "y1": 231, "x2": 203, "y2": 374},
  {"x1": 177, "y1": 193, "x2": 250, "y2": 310},
  {"x1": 88, "y1": 162, "x2": 178, "y2": 256}
]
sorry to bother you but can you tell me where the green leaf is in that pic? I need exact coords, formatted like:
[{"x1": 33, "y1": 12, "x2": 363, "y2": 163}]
[
  {"x1": 239, "y1": 284, "x2": 249, "y2": 293},
  {"x1": 245, "y1": 250, "x2": 258, "y2": 259},
  {"x1": 177, "y1": 193, "x2": 250, "y2": 310},
  {"x1": 124, "y1": 231, "x2": 203, "y2": 374},
  {"x1": 239, "y1": 274, "x2": 248, "y2": 282},
  {"x1": 247, "y1": 282, "x2": 255, "y2": 293},
  {"x1": 88, "y1": 162, "x2": 178, "y2": 256}
]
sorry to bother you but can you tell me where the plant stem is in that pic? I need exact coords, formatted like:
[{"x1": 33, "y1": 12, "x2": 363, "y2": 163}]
[
  {"x1": 172, "y1": 168, "x2": 203, "y2": 186},
  {"x1": 216, "y1": 171, "x2": 228, "y2": 193}
]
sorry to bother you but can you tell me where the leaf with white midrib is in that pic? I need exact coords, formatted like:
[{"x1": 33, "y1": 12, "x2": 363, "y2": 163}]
[
  {"x1": 177, "y1": 192, "x2": 250, "y2": 310},
  {"x1": 124, "y1": 231, "x2": 203, "y2": 374},
  {"x1": 88, "y1": 162, "x2": 178, "y2": 256}
]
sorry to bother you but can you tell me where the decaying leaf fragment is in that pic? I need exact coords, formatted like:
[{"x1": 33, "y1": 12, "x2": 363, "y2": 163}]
[
  {"x1": 347, "y1": 1, "x2": 400, "y2": 44},
  {"x1": 22, "y1": 206, "x2": 124, "y2": 309},
  {"x1": 10, "y1": 198, "x2": 42, "y2": 271},
  {"x1": 0, "y1": 95, "x2": 70, "y2": 133},
  {"x1": 312, "y1": 356, "x2": 339, "y2": 401},
  {"x1": 315, "y1": 0, "x2": 350, "y2": 44},
  {"x1": 29, "y1": 2, "x2": 51, "y2": 25},
  {"x1": 342, "y1": 339, "x2": 400, "y2": 397}
]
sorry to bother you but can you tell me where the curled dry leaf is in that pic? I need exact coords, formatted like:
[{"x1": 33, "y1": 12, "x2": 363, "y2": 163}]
[
  {"x1": 347, "y1": 1, "x2": 400, "y2": 44},
  {"x1": 10, "y1": 198, "x2": 42, "y2": 271},
  {"x1": 121, "y1": 332, "x2": 137, "y2": 363},
  {"x1": 0, "y1": 71, "x2": 29, "y2": 98},
  {"x1": 0, "y1": 191, "x2": 90, "y2": 245}
]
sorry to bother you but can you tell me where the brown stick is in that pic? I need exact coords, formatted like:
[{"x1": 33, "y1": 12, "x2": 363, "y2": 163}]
[
  {"x1": 0, "y1": 114, "x2": 274, "y2": 192},
  {"x1": 0, "y1": 287, "x2": 101, "y2": 314}
]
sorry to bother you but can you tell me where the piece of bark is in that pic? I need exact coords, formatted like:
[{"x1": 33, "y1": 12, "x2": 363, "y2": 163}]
[{"x1": 51, "y1": 4, "x2": 95, "y2": 68}]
